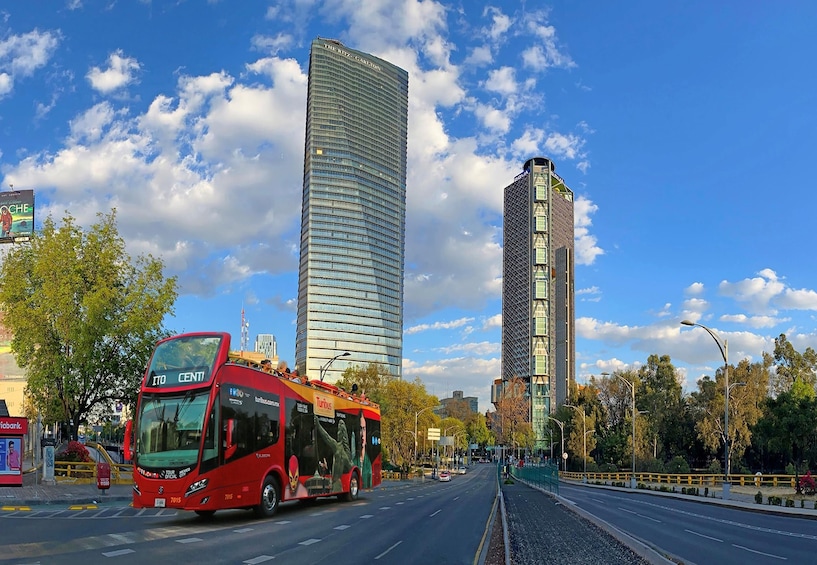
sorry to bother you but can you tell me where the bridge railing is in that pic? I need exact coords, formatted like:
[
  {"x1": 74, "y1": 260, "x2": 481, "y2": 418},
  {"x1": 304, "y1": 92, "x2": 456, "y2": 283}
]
[{"x1": 559, "y1": 471, "x2": 800, "y2": 489}]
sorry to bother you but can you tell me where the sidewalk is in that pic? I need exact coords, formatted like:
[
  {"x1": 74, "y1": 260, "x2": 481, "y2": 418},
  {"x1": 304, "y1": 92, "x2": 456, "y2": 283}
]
[
  {"x1": 484, "y1": 476, "x2": 817, "y2": 565},
  {"x1": 0, "y1": 465, "x2": 133, "y2": 507}
]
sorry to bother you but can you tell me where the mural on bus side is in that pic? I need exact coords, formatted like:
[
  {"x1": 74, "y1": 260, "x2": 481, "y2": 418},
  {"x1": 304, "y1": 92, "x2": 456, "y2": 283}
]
[{"x1": 283, "y1": 395, "x2": 380, "y2": 500}]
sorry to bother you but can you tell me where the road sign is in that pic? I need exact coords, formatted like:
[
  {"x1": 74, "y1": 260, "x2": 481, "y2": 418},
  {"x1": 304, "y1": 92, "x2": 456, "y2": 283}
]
[
  {"x1": 562, "y1": 452, "x2": 568, "y2": 460},
  {"x1": 427, "y1": 427, "x2": 440, "y2": 441}
]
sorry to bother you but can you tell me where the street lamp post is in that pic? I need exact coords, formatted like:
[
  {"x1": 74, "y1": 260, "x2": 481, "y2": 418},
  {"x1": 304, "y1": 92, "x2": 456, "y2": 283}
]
[
  {"x1": 547, "y1": 416, "x2": 565, "y2": 472},
  {"x1": 319, "y1": 351, "x2": 350, "y2": 382},
  {"x1": 565, "y1": 404, "x2": 587, "y2": 480},
  {"x1": 613, "y1": 374, "x2": 638, "y2": 489},
  {"x1": 414, "y1": 405, "x2": 436, "y2": 475},
  {"x1": 681, "y1": 320, "x2": 732, "y2": 499}
]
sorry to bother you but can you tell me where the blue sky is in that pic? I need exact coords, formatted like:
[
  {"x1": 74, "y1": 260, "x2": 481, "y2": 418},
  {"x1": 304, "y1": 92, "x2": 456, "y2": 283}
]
[{"x1": 2, "y1": 1, "x2": 817, "y2": 414}]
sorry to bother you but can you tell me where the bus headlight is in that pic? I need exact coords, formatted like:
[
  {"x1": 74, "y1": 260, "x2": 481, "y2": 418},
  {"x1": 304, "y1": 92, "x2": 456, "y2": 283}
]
[{"x1": 185, "y1": 478, "x2": 209, "y2": 497}]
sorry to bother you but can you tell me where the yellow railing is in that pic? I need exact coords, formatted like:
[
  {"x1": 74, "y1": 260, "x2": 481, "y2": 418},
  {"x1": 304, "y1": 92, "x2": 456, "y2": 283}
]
[
  {"x1": 54, "y1": 461, "x2": 134, "y2": 485},
  {"x1": 560, "y1": 471, "x2": 802, "y2": 490}
]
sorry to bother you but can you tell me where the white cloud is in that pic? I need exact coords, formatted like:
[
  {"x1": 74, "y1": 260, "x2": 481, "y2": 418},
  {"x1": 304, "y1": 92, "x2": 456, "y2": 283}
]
[
  {"x1": 685, "y1": 282, "x2": 705, "y2": 295},
  {"x1": 719, "y1": 313, "x2": 790, "y2": 328},
  {"x1": 251, "y1": 33, "x2": 294, "y2": 55},
  {"x1": 574, "y1": 196, "x2": 603, "y2": 265},
  {"x1": 482, "y1": 6, "x2": 512, "y2": 42},
  {"x1": 482, "y1": 314, "x2": 502, "y2": 330},
  {"x1": 544, "y1": 132, "x2": 583, "y2": 160},
  {"x1": 0, "y1": 29, "x2": 59, "y2": 97},
  {"x1": 483, "y1": 66, "x2": 517, "y2": 95},
  {"x1": 86, "y1": 50, "x2": 141, "y2": 94},
  {"x1": 405, "y1": 317, "x2": 475, "y2": 335}
]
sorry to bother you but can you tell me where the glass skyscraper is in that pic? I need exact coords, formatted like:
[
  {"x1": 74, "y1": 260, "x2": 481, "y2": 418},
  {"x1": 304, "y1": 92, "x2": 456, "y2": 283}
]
[
  {"x1": 295, "y1": 38, "x2": 408, "y2": 383},
  {"x1": 500, "y1": 157, "x2": 575, "y2": 451}
]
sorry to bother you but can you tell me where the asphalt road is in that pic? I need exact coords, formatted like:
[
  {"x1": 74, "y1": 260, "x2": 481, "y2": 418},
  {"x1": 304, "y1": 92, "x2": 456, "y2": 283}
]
[
  {"x1": 0, "y1": 465, "x2": 497, "y2": 564},
  {"x1": 560, "y1": 482, "x2": 817, "y2": 564}
]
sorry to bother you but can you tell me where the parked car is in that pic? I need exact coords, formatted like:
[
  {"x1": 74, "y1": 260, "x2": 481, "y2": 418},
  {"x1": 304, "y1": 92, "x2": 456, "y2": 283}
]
[{"x1": 438, "y1": 470, "x2": 451, "y2": 482}]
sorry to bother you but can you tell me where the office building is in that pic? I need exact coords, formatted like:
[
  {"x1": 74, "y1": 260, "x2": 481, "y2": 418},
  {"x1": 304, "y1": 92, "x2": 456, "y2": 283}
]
[
  {"x1": 254, "y1": 334, "x2": 277, "y2": 360},
  {"x1": 439, "y1": 390, "x2": 479, "y2": 417},
  {"x1": 295, "y1": 38, "x2": 409, "y2": 383},
  {"x1": 500, "y1": 157, "x2": 575, "y2": 451}
]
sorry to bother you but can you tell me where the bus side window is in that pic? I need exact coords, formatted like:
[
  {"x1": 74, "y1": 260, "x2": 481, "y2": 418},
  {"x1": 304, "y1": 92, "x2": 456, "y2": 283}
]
[
  {"x1": 200, "y1": 403, "x2": 219, "y2": 474},
  {"x1": 224, "y1": 419, "x2": 238, "y2": 460}
]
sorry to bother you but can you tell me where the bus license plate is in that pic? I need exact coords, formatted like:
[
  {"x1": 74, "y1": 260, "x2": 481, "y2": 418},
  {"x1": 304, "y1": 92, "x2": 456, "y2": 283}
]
[{"x1": 155, "y1": 498, "x2": 166, "y2": 508}]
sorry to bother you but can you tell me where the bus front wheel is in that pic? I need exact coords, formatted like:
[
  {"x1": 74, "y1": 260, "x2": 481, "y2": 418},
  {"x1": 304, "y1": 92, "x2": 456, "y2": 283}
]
[
  {"x1": 342, "y1": 471, "x2": 360, "y2": 502},
  {"x1": 254, "y1": 475, "x2": 280, "y2": 518}
]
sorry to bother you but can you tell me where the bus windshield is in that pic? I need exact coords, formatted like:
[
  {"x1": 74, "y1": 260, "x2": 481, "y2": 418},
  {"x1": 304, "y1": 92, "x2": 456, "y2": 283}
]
[
  {"x1": 137, "y1": 390, "x2": 211, "y2": 469},
  {"x1": 145, "y1": 334, "x2": 222, "y2": 389}
]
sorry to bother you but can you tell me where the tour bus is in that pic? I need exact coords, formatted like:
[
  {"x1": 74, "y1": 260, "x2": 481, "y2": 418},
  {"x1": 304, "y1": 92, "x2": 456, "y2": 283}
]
[{"x1": 127, "y1": 331, "x2": 381, "y2": 518}]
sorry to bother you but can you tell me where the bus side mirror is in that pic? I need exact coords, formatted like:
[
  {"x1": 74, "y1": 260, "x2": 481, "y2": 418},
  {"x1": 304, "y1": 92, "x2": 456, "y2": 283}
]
[
  {"x1": 224, "y1": 419, "x2": 237, "y2": 460},
  {"x1": 124, "y1": 420, "x2": 134, "y2": 462}
]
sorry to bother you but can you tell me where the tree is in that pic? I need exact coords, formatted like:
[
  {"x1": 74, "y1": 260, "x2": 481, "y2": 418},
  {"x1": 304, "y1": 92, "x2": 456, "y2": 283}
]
[
  {"x1": 771, "y1": 334, "x2": 817, "y2": 395},
  {"x1": 336, "y1": 362, "x2": 392, "y2": 407},
  {"x1": 0, "y1": 211, "x2": 177, "y2": 440},
  {"x1": 638, "y1": 354, "x2": 686, "y2": 461},
  {"x1": 376, "y1": 377, "x2": 438, "y2": 469},
  {"x1": 494, "y1": 376, "x2": 529, "y2": 457},
  {"x1": 690, "y1": 357, "x2": 770, "y2": 472}
]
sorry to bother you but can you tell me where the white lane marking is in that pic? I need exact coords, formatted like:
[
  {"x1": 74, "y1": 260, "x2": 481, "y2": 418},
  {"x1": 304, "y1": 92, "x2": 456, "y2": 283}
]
[
  {"x1": 375, "y1": 540, "x2": 402, "y2": 560},
  {"x1": 685, "y1": 529, "x2": 723, "y2": 542},
  {"x1": 396, "y1": 502, "x2": 404, "y2": 505},
  {"x1": 429, "y1": 509, "x2": 442, "y2": 517},
  {"x1": 335, "y1": 524, "x2": 351, "y2": 530},
  {"x1": 379, "y1": 507, "x2": 391, "y2": 510},
  {"x1": 273, "y1": 520, "x2": 291, "y2": 525},
  {"x1": 591, "y1": 498, "x2": 605, "y2": 504},
  {"x1": 619, "y1": 507, "x2": 661, "y2": 523},
  {"x1": 299, "y1": 538, "x2": 321, "y2": 546},
  {"x1": 360, "y1": 514, "x2": 374, "y2": 519},
  {"x1": 176, "y1": 537, "x2": 203, "y2": 544},
  {"x1": 243, "y1": 556, "x2": 275, "y2": 564},
  {"x1": 568, "y1": 486, "x2": 817, "y2": 542},
  {"x1": 103, "y1": 549, "x2": 135, "y2": 557},
  {"x1": 732, "y1": 544, "x2": 787, "y2": 560},
  {"x1": 234, "y1": 528, "x2": 254, "y2": 533}
]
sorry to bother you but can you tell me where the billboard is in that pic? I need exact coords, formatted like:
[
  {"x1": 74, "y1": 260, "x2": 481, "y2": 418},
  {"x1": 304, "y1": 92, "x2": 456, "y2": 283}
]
[{"x1": 0, "y1": 189, "x2": 34, "y2": 244}]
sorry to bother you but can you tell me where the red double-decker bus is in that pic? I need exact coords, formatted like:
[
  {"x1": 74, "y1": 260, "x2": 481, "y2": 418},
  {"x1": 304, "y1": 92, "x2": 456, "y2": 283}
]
[{"x1": 128, "y1": 332, "x2": 381, "y2": 518}]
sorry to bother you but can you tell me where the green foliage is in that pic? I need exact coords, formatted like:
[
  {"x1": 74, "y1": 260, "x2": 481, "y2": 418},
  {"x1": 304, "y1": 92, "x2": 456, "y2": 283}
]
[
  {"x1": 785, "y1": 462, "x2": 797, "y2": 475},
  {"x1": 641, "y1": 457, "x2": 665, "y2": 473},
  {"x1": 0, "y1": 210, "x2": 177, "y2": 439},
  {"x1": 666, "y1": 456, "x2": 690, "y2": 474},
  {"x1": 598, "y1": 462, "x2": 618, "y2": 472},
  {"x1": 755, "y1": 491, "x2": 763, "y2": 504},
  {"x1": 707, "y1": 459, "x2": 722, "y2": 474},
  {"x1": 772, "y1": 334, "x2": 817, "y2": 394},
  {"x1": 336, "y1": 362, "x2": 391, "y2": 407}
]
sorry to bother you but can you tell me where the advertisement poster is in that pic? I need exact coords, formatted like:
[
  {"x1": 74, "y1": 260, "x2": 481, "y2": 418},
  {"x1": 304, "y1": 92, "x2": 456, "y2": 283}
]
[
  {"x1": 0, "y1": 189, "x2": 34, "y2": 243},
  {"x1": 0, "y1": 437, "x2": 22, "y2": 475}
]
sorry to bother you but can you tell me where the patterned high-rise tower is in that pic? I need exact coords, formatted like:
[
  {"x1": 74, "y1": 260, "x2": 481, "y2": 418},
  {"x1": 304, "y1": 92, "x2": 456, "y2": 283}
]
[
  {"x1": 295, "y1": 39, "x2": 408, "y2": 383},
  {"x1": 499, "y1": 157, "x2": 575, "y2": 451}
]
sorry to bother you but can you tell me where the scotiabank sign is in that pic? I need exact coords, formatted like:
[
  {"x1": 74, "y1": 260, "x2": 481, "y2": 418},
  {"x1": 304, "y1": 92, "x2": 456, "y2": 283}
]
[{"x1": 0, "y1": 417, "x2": 28, "y2": 434}]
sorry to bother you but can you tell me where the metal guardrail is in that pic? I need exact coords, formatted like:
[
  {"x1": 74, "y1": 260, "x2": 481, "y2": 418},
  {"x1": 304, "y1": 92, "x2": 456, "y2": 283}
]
[
  {"x1": 560, "y1": 471, "x2": 805, "y2": 490},
  {"x1": 54, "y1": 461, "x2": 134, "y2": 485}
]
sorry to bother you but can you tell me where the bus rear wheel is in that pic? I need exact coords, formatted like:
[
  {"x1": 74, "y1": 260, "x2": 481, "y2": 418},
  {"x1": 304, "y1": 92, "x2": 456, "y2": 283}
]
[
  {"x1": 342, "y1": 471, "x2": 360, "y2": 502},
  {"x1": 254, "y1": 475, "x2": 280, "y2": 518}
]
